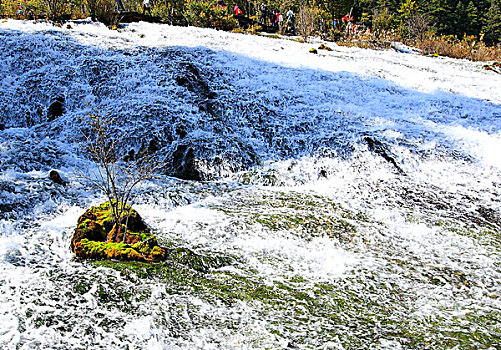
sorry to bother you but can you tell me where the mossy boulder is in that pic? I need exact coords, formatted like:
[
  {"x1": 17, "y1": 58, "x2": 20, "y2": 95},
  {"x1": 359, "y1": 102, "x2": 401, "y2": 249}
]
[{"x1": 71, "y1": 201, "x2": 167, "y2": 262}]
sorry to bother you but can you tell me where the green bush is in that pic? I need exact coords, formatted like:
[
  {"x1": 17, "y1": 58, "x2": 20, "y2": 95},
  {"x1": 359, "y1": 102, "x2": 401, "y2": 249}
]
[
  {"x1": 86, "y1": 0, "x2": 118, "y2": 26},
  {"x1": 1, "y1": 0, "x2": 47, "y2": 18},
  {"x1": 372, "y1": 7, "x2": 395, "y2": 38},
  {"x1": 184, "y1": 0, "x2": 237, "y2": 30}
]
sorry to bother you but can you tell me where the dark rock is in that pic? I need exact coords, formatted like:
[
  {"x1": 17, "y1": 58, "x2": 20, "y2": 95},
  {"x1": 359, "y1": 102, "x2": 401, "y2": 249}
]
[
  {"x1": 175, "y1": 76, "x2": 189, "y2": 87},
  {"x1": 477, "y1": 206, "x2": 501, "y2": 227},
  {"x1": 113, "y1": 12, "x2": 163, "y2": 24},
  {"x1": 49, "y1": 170, "x2": 67, "y2": 186},
  {"x1": 124, "y1": 149, "x2": 135, "y2": 162},
  {"x1": 175, "y1": 123, "x2": 188, "y2": 139},
  {"x1": 364, "y1": 136, "x2": 404, "y2": 174},
  {"x1": 47, "y1": 97, "x2": 65, "y2": 122},
  {"x1": 26, "y1": 115, "x2": 34, "y2": 127},
  {"x1": 71, "y1": 201, "x2": 167, "y2": 262},
  {"x1": 167, "y1": 135, "x2": 259, "y2": 181},
  {"x1": 171, "y1": 144, "x2": 200, "y2": 180},
  {"x1": 148, "y1": 139, "x2": 160, "y2": 153},
  {"x1": 175, "y1": 63, "x2": 217, "y2": 101},
  {"x1": 0, "y1": 123, "x2": 4, "y2": 131}
]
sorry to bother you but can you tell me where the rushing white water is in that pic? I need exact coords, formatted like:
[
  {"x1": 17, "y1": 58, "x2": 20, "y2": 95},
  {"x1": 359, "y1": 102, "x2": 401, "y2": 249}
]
[{"x1": 0, "y1": 19, "x2": 500, "y2": 349}]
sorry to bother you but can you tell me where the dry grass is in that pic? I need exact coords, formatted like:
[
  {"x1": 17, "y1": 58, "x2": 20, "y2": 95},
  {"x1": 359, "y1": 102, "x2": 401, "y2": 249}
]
[
  {"x1": 417, "y1": 35, "x2": 501, "y2": 61},
  {"x1": 336, "y1": 30, "x2": 501, "y2": 62},
  {"x1": 245, "y1": 24, "x2": 263, "y2": 35},
  {"x1": 336, "y1": 29, "x2": 399, "y2": 51}
]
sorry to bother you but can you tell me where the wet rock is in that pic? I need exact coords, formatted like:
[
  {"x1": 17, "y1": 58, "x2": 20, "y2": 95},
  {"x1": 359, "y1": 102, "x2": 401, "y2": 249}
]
[
  {"x1": 167, "y1": 247, "x2": 233, "y2": 272},
  {"x1": 49, "y1": 170, "x2": 67, "y2": 186},
  {"x1": 364, "y1": 136, "x2": 404, "y2": 174},
  {"x1": 124, "y1": 149, "x2": 135, "y2": 162},
  {"x1": 318, "y1": 44, "x2": 333, "y2": 51},
  {"x1": 167, "y1": 135, "x2": 259, "y2": 181},
  {"x1": 476, "y1": 206, "x2": 501, "y2": 228},
  {"x1": 47, "y1": 97, "x2": 65, "y2": 122},
  {"x1": 175, "y1": 63, "x2": 216, "y2": 99},
  {"x1": 171, "y1": 144, "x2": 200, "y2": 180},
  {"x1": 71, "y1": 201, "x2": 167, "y2": 262},
  {"x1": 148, "y1": 138, "x2": 160, "y2": 153}
]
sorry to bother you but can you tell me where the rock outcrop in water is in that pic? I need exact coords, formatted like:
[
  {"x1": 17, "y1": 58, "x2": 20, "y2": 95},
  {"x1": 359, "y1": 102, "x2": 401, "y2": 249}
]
[
  {"x1": 47, "y1": 97, "x2": 65, "y2": 122},
  {"x1": 71, "y1": 201, "x2": 167, "y2": 262},
  {"x1": 364, "y1": 136, "x2": 404, "y2": 174},
  {"x1": 49, "y1": 170, "x2": 66, "y2": 186},
  {"x1": 167, "y1": 134, "x2": 259, "y2": 181}
]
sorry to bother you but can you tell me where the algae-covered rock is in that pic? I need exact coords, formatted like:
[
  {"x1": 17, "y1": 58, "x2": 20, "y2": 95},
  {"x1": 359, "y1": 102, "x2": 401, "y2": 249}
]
[{"x1": 71, "y1": 201, "x2": 167, "y2": 262}]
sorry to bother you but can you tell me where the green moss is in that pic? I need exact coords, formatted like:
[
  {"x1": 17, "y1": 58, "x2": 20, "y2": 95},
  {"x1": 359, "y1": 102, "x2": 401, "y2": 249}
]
[
  {"x1": 81, "y1": 192, "x2": 499, "y2": 348},
  {"x1": 76, "y1": 239, "x2": 140, "y2": 260},
  {"x1": 89, "y1": 254, "x2": 501, "y2": 349},
  {"x1": 209, "y1": 191, "x2": 362, "y2": 243},
  {"x1": 72, "y1": 201, "x2": 167, "y2": 262}
]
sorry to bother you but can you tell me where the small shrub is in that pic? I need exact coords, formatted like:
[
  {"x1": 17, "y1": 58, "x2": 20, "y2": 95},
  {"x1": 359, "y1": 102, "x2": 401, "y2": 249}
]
[
  {"x1": 337, "y1": 28, "x2": 398, "y2": 51},
  {"x1": 1, "y1": 0, "x2": 46, "y2": 19},
  {"x1": 184, "y1": 0, "x2": 237, "y2": 30},
  {"x1": 45, "y1": 0, "x2": 69, "y2": 22},
  {"x1": 87, "y1": 0, "x2": 119, "y2": 26},
  {"x1": 231, "y1": 27, "x2": 244, "y2": 34},
  {"x1": 245, "y1": 24, "x2": 262, "y2": 35},
  {"x1": 418, "y1": 34, "x2": 501, "y2": 61}
]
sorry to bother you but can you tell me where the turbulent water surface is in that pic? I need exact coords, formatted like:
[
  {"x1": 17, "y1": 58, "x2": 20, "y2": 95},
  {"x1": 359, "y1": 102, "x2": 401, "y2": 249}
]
[{"x1": 0, "y1": 19, "x2": 500, "y2": 349}]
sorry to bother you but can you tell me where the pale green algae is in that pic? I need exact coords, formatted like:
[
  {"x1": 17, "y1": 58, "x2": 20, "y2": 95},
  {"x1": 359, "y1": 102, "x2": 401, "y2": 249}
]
[{"x1": 80, "y1": 190, "x2": 500, "y2": 349}]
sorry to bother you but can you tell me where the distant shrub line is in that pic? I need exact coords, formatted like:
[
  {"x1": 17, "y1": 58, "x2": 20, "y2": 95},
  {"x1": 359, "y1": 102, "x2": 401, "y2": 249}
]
[{"x1": 1, "y1": 0, "x2": 500, "y2": 62}]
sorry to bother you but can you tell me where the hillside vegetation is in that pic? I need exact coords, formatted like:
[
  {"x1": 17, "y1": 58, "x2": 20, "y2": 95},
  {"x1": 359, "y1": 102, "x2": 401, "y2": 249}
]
[{"x1": 2, "y1": 0, "x2": 500, "y2": 61}]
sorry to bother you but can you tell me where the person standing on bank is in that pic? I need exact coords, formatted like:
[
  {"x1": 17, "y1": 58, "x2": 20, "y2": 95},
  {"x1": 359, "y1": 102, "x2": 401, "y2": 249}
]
[
  {"x1": 142, "y1": 0, "x2": 151, "y2": 15},
  {"x1": 116, "y1": 0, "x2": 125, "y2": 12},
  {"x1": 259, "y1": 2, "x2": 267, "y2": 25},
  {"x1": 278, "y1": 12, "x2": 283, "y2": 33}
]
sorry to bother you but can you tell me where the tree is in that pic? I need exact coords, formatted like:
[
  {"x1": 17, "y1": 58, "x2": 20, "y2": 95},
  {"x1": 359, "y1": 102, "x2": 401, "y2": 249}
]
[
  {"x1": 398, "y1": 0, "x2": 418, "y2": 37},
  {"x1": 45, "y1": 0, "x2": 68, "y2": 22},
  {"x1": 87, "y1": 0, "x2": 118, "y2": 25},
  {"x1": 407, "y1": 12, "x2": 429, "y2": 40},
  {"x1": 298, "y1": 0, "x2": 325, "y2": 41},
  {"x1": 465, "y1": 1, "x2": 481, "y2": 35},
  {"x1": 79, "y1": 112, "x2": 161, "y2": 242},
  {"x1": 454, "y1": 0, "x2": 467, "y2": 35},
  {"x1": 483, "y1": 0, "x2": 501, "y2": 45},
  {"x1": 421, "y1": 0, "x2": 455, "y2": 35},
  {"x1": 372, "y1": 6, "x2": 394, "y2": 37}
]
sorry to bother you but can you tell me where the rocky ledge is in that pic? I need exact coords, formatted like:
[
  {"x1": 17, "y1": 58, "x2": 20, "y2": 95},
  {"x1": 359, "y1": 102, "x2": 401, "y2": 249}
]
[{"x1": 71, "y1": 201, "x2": 167, "y2": 262}]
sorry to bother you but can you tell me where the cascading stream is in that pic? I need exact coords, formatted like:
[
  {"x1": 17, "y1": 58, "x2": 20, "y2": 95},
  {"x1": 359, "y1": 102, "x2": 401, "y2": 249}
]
[{"x1": 0, "y1": 19, "x2": 500, "y2": 349}]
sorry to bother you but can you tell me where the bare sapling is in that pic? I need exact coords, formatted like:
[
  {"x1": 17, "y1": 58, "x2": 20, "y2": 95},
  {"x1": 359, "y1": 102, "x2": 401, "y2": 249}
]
[{"x1": 79, "y1": 111, "x2": 161, "y2": 243}]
